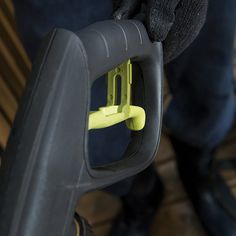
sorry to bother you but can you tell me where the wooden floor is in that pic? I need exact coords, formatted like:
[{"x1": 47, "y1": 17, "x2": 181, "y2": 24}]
[{"x1": 76, "y1": 130, "x2": 236, "y2": 236}]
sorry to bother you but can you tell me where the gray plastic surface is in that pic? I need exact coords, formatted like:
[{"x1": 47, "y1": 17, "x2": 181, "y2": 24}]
[{"x1": 0, "y1": 20, "x2": 163, "y2": 236}]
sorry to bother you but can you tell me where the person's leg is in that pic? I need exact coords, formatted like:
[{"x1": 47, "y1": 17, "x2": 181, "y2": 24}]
[
  {"x1": 164, "y1": 0, "x2": 236, "y2": 149},
  {"x1": 164, "y1": 0, "x2": 236, "y2": 235}
]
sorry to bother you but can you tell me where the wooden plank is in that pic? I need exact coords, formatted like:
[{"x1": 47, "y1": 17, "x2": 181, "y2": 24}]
[
  {"x1": 0, "y1": 37, "x2": 26, "y2": 88},
  {"x1": 0, "y1": 6, "x2": 31, "y2": 72},
  {"x1": 0, "y1": 60, "x2": 23, "y2": 102},
  {"x1": 4, "y1": 0, "x2": 14, "y2": 16},
  {"x1": 0, "y1": 75, "x2": 18, "y2": 124},
  {"x1": 155, "y1": 134, "x2": 175, "y2": 165},
  {"x1": 77, "y1": 191, "x2": 121, "y2": 226},
  {"x1": 1, "y1": 0, "x2": 16, "y2": 35},
  {"x1": 151, "y1": 200, "x2": 206, "y2": 236},
  {"x1": 157, "y1": 159, "x2": 187, "y2": 205},
  {"x1": 0, "y1": 22, "x2": 31, "y2": 78},
  {"x1": 0, "y1": 112, "x2": 10, "y2": 149}
]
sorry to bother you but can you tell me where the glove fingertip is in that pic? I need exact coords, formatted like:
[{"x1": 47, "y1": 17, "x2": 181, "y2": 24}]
[
  {"x1": 113, "y1": 11, "x2": 122, "y2": 20},
  {"x1": 113, "y1": 9, "x2": 129, "y2": 19}
]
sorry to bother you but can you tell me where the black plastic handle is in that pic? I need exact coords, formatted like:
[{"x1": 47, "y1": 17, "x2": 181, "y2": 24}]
[{"x1": 0, "y1": 20, "x2": 163, "y2": 236}]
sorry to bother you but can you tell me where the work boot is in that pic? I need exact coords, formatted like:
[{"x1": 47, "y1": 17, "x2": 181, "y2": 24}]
[
  {"x1": 170, "y1": 135, "x2": 236, "y2": 236},
  {"x1": 109, "y1": 165, "x2": 164, "y2": 236}
]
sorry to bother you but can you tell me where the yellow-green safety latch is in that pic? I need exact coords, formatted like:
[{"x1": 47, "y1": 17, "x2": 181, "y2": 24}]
[{"x1": 89, "y1": 60, "x2": 146, "y2": 131}]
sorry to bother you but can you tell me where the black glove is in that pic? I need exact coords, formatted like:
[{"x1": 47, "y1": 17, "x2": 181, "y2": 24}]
[{"x1": 113, "y1": 0, "x2": 208, "y2": 64}]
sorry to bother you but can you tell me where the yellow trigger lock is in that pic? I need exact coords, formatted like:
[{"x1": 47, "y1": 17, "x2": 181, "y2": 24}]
[{"x1": 89, "y1": 60, "x2": 146, "y2": 131}]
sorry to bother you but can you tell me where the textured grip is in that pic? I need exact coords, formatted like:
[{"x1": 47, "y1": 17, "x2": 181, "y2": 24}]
[
  {"x1": 0, "y1": 20, "x2": 163, "y2": 236},
  {"x1": 76, "y1": 20, "x2": 153, "y2": 80}
]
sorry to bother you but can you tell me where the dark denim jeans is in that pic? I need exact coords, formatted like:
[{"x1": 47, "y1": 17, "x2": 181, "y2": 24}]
[{"x1": 164, "y1": 0, "x2": 236, "y2": 149}]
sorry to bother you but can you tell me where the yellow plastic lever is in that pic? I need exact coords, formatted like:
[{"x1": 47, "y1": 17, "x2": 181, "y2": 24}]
[
  {"x1": 89, "y1": 105, "x2": 145, "y2": 131},
  {"x1": 88, "y1": 60, "x2": 146, "y2": 131}
]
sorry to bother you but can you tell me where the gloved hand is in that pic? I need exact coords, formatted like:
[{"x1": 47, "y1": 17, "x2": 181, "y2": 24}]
[{"x1": 113, "y1": 0, "x2": 208, "y2": 64}]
